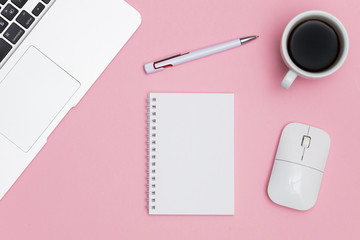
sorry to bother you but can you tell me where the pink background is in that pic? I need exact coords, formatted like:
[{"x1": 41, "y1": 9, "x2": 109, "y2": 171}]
[{"x1": 1, "y1": 0, "x2": 360, "y2": 239}]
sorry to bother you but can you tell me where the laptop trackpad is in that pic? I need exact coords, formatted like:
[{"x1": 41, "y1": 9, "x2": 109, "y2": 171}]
[{"x1": 0, "y1": 46, "x2": 80, "y2": 152}]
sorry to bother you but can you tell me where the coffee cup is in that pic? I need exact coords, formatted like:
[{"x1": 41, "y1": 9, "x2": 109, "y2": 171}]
[{"x1": 280, "y1": 10, "x2": 349, "y2": 89}]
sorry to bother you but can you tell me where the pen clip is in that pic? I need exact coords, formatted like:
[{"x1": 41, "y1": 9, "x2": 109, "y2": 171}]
[{"x1": 153, "y1": 53, "x2": 182, "y2": 69}]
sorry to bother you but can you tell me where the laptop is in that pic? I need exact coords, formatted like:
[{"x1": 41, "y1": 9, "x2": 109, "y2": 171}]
[{"x1": 0, "y1": 0, "x2": 141, "y2": 200}]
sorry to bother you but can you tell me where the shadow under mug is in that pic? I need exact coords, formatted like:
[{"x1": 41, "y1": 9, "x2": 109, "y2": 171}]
[{"x1": 280, "y1": 10, "x2": 349, "y2": 89}]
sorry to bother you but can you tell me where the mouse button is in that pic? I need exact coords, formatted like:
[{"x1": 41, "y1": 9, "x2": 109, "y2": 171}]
[
  {"x1": 303, "y1": 127, "x2": 330, "y2": 171},
  {"x1": 268, "y1": 160, "x2": 323, "y2": 211},
  {"x1": 275, "y1": 123, "x2": 309, "y2": 162}
]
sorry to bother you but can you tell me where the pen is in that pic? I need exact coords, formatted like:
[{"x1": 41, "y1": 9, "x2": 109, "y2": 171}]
[{"x1": 144, "y1": 36, "x2": 258, "y2": 74}]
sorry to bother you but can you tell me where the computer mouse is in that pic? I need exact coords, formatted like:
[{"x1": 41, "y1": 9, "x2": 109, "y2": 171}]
[{"x1": 267, "y1": 122, "x2": 331, "y2": 211}]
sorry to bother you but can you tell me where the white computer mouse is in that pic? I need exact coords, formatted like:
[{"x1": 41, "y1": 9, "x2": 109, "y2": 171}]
[{"x1": 267, "y1": 122, "x2": 331, "y2": 211}]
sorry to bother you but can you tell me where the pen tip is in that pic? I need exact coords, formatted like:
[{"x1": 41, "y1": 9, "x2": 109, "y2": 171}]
[{"x1": 240, "y1": 35, "x2": 259, "y2": 44}]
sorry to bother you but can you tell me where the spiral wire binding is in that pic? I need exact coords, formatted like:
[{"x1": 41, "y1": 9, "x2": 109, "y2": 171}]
[{"x1": 146, "y1": 96, "x2": 157, "y2": 211}]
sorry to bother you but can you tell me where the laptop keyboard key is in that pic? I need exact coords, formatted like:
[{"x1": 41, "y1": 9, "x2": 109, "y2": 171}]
[
  {"x1": 4, "y1": 22, "x2": 24, "y2": 44},
  {"x1": 32, "y1": 2, "x2": 44, "y2": 16},
  {"x1": 16, "y1": 10, "x2": 34, "y2": 29},
  {"x1": 2, "y1": 4, "x2": 18, "y2": 21},
  {"x1": 42, "y1": 0, "x2": 50, "y2": 3},
  {"x1": 11, "y1": 0, "x2": 27, "y2": 8},
  {"x1": 0, "y1": 0, "x2": 7, "y2": 5},
  {"x1": 0, "y1": 38, "x2": 12, "y2": 62},
  {"x1": 0, "y1": 16, "x2": 8, "y2": 33}
]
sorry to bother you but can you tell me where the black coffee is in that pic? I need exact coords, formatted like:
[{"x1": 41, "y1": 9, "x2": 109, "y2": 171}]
[{"x1": 288, "y1": 20, "x2": 340, "y2": 72}]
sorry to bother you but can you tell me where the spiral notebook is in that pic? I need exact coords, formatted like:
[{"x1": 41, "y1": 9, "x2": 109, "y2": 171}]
[{"x1": 147, "y1": 93, "x2": 234, "y2": 215}]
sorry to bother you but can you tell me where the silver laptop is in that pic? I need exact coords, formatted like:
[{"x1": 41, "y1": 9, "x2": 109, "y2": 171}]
[{"x1": 0, "y1": 0, "x2": 141, "y2": 200}]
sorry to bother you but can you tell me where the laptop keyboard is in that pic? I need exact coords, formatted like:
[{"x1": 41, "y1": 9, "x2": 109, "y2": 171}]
[{"x1": 0, "y1": 0, "x2": 52, "y2": 65}]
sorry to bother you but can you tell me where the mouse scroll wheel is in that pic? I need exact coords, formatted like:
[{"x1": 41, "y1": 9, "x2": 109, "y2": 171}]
[{"x1": 301, "y1": 135, "x2": 311, "y2": 148}]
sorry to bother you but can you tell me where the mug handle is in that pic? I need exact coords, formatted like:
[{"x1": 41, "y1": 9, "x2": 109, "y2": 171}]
[{"x1": 281, "y1": 70, "x2": 297, "y2": 89}]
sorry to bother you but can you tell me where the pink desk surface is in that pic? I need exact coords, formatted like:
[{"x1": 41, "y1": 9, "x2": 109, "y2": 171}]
[{"x1": 1, "y1": 0, "x2": 360, "y2": 239}]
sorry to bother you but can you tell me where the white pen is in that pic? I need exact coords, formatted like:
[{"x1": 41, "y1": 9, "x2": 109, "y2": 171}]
[{"x1": 144, "y1": 36, "x2": 258, "y2": 74}]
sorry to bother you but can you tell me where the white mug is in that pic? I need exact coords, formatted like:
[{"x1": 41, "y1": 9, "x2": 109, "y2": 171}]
[{"x1": 280, "y1": 10, "x2": 349, "y2": 89}]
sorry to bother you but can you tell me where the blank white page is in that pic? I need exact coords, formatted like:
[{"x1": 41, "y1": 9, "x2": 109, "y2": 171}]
[{"x1": 147, "y1": 93, "x2": 234, "y2": 215}]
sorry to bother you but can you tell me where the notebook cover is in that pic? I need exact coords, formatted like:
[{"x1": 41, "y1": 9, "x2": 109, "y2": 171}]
[{"x1": 147, "y1": 93, "x2": 234, "y2": 215}]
